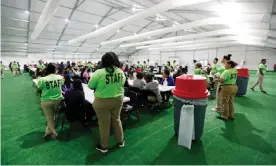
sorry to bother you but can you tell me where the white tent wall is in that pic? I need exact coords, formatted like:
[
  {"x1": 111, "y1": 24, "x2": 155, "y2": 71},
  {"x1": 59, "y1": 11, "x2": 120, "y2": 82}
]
[
  {"x1": 1, "y1": 52, "x2": 28, "y2": 69},
  {"x1": 130, "y1": 46, "x2": 276, "y2": 71}
]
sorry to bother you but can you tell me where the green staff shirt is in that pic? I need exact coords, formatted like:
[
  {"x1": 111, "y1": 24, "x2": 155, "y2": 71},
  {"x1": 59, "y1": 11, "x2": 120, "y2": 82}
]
[
  {"x1": 258, "y1": 63, "x2": 267, "y2": 75},
  {"x1": 88, "y1": 67, "x2": 126, "y2": 98},
  {"x1": 194, "y1": 68, "x2": 203, "y2": 75},
  {"x1": 11, "y1": 63, "x2": 18, "y2": 69},
  {"x1": 211, "y1": 63, "x2": 219, "y2": 74},
  {"x1": 37, "y1": 74, "x2": 64, "y2": 102},
  {"x1": 220, "y1": 68, "x2": 238, "y2": 85},
  {"x1": 218, "y1": 64, "x2": 225, "y2": 74},
  {"x1": 0, "y1": 64, "x2": 4, "y2": 70},
  {"x1": 37, "y1": 64, "x2": 46, "y2": 70}
]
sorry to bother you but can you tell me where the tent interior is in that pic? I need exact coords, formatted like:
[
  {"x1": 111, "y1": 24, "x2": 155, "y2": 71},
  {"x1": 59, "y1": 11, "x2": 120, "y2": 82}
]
[{"x1": 1, "y1": 0, "x2": 276, "y2": 165}]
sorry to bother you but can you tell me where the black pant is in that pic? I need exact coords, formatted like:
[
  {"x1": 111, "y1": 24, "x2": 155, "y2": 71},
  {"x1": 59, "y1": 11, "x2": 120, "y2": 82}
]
[{"x1": 161, "y1": 91, "x2": 172, "y2": 102}]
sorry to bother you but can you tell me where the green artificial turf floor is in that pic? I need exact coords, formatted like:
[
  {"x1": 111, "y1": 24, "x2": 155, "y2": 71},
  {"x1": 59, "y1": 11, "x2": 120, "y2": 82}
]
[{"x1": 1, "y1": 71, "x2": 276, "y2": 165}]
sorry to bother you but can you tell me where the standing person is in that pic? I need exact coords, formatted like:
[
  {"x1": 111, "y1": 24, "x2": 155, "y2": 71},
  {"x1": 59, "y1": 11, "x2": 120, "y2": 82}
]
[
  {"x1": 251, "y1": 59, "x2": 267, "y2": 94},
  {"x1": 17, "y1": 62, "x2": 21, "y2": 75},
  {"x1": 37, "y1": 63, "x2": 64, "y2": 139},
  {"x1": 9, "y1": 62, "x2": 12, "y2": 73},
  {"x1": 0, "y1": 61, "x2": 4, "y2": 79},
  {"x1": 88, "y1": 52, "x2": 125, "y2": 153},
  {"x1": 11, "y1": 61, "x2": 19, "y2": 76},
  {"x1": 37, "y1": 60, "x2": 46, "y2": 71},
  {"x1": 211, "y1": 58, "x2": 219, "y2": 75},
  {"x1": 215, "y1": 61, "x2": 238, "y2": 120},
  {"x1": 212, "y1": 54, "x2": 232, "y2": 112}
]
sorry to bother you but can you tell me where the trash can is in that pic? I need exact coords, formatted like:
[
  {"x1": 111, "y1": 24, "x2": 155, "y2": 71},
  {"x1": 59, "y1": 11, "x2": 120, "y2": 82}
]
[
  {"x1": 172, "y1": 75, "x2": 209, "y2": 149},
  {"x1": 236, "y1": 68, "x2": 249, "y2": 96}
]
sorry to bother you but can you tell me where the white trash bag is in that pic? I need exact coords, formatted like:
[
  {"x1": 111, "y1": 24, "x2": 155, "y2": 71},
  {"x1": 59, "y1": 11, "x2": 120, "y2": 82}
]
[{"x1": 178, "y1": 104, "x2": 195, "y2": 150}]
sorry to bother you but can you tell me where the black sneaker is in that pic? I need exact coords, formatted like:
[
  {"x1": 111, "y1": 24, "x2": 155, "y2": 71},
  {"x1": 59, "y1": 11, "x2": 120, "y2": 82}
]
[
  {"x1": 117, "y1": 140, "x2": 125, "y2": 148},
  {"x1": 261, "y1": 91, "x2": 267, "y2": 94},
  {"x1": 250, "y1": 88, "x2": 255, "y2": 91},
  {"x1": 96, "y1": 144, "x2": 108, "y2": 153}
]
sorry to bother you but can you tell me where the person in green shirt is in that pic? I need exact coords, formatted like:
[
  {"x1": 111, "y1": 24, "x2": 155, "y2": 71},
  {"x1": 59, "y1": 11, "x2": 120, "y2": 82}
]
[
  {"x1": 215, "y1": 60, "x2": 238, "y2": 121},
  {"x1": 194, "y1": 63, "x2": 210, "y2": 88},
  {"x1": 37, "y1": 60, "x2": 46, "y2": 70},
  {"x1": 251, "y1": 59, "x2": 267, "y2": 94},
  {"x1": 11, "y1": 61, "x2": 19, "y2": 77},
  {"x1": 211, "y1": 58, "x2": 219, "y2": 75},
  {"x1": 89, "y1": 52, "x2": 126, "y2": 153},
  {"x1": 212, "y1": 54, "x2": 232, "y2": 113},
  {"x1": 0, "y1": 61, "x2": 4, "y2": 79},
  {"x1": 37, "y1": 63, "x2": 64, "y2": 139}
]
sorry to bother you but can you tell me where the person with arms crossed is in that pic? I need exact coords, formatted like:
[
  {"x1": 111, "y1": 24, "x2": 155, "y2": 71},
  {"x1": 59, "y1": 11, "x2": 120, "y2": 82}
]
[
  {"x1": 215, "y1": 61, "x2": 238, "y2": 120},
  {"x1": 37, "y1": 63, "x2": 64, "y2": 139},
  {"x1": 250, "y1": 59, "x2": 267, "y2": 94},
  {"x1": 89, "y1": 52, "x2": 125, "y2": 153}
]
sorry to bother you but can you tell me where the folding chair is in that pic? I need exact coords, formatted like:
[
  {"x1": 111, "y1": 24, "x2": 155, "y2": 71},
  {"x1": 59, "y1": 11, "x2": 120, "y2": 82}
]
[{"x1": 122, "y1": 91, "x2": 141, "y2": 122}]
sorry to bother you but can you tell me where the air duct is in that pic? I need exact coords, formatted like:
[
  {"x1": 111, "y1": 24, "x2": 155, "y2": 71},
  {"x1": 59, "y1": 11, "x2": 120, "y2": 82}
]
[
  {"x1": 68, "y1": 0, "x2": 212, "y2": 45},
  {"x1": 101, "y1": 17, "x2": 224, "y2": 46},
  {"x1": 136, "y1": 36, "x2": 266, "y2": 49},
  {"x1": 31, "y1": 0, "x2": 62, "y2": 40},
  {"x1": 119, "y1": 29, "x2": 269, "y2": 48}
]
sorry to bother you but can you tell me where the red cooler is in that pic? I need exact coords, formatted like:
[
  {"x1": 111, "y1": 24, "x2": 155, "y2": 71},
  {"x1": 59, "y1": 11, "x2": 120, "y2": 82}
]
[
  {"x1": 173, "y1": 75, "x2": 209, "y2": 148},
  {"x1": 236, "y1": 68, "x2": 249, "y2": 96}
]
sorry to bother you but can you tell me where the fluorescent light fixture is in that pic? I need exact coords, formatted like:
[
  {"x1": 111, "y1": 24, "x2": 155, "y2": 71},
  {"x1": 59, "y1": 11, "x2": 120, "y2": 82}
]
[
  {"x1": 148, "y1": 36, "x2": 151, "y2": 39},
  {"x1": 4, "y1": 27, "x2": 28, "y2": 31},
  {"x1": 54, "y1": 46, "x2": 58, "y2": 48},
  {"x1": 68, "y1": 0, "x2": 212, "y2": 45},
  {"x1": 134, "y1": 33, "x2": 137, "y2": 35},
  {"x1": 117, "y1": 29, "x2": 120, "y2": 33},
  {"x1": 31, "y1": 0, "x2": 62, "y2": 40},
  {"x1": 25, "y1": 11, "x2": 30, "y2": 14},
  {"x1": 65, "y1": 19, "x2": 69, "y2": 22},
  {"x1": 94, "y1": 24, "x2": 99, "y2": 28},
  {"x1": 25, "y1": 43, "x2": 28, "y2": 46}
]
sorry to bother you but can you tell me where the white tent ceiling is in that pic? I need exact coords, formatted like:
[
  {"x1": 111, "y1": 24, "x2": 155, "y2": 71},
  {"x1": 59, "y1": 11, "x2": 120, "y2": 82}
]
[{"x1": 2, "y1": 0, "x2": 276, "y2": 58}]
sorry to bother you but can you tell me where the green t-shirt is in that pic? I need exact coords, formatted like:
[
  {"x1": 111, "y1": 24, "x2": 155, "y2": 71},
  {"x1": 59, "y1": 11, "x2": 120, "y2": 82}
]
[
  {"x1": 194, "y1": 68, "x2": 203, "y2": 75},
  {"x1": 0, "y1": 64, "x2": 4, "y2": 70},
  {"x1": 37, "y1": 74, "x2": 64, "y2": 101},
  {"x1": 11, "y1": 63, "x2": 18, "y2": 69},
  {"x1": 220, "y1": 68, "x2": 238, "y2": 85},
  {"x1": 211, "y1": 63, "x2": 220, "y2": 74},
  {"x1": 218, "y1": 64, "x2": 225, "y2": 74},
  {"x1": 37, "y1": 64, "x2": 46, "y2": 70},
  {"x1": 258, "y1": 63, "x2": 267, "y2": 74},
  {"x1": 88, "y1": 67, "x2": 126, "y2": 98}
]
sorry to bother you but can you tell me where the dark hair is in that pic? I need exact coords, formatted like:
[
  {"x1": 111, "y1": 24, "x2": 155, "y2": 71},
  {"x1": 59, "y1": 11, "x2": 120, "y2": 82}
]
[
  {"x1": 227, "y1": 61, "x2": 237, "y2": 68},
  {"x1": 193, "y1": 60, "x2": 197, "y2": 63},
  {"x1": 144, "y1": 72, "x2": 153, "y2": 81},
  {"x1": 223, "y1": 54, "x2": 232, "y2": 61},
  {"x1": 136, "y1": 72, "x2": 144, "y2": 79},
  {"x1": 72, "y1": 79, "x2": 83, "y2": 92},
  {"x1": 214, "y1": 58, "x2": 218, "y2": 61},
  {"x1": 46, "y1": 63, "x2": 56, "y2": 74},
  {"x1": 196, "y1": 63, "x2": 202, "y2": 68},
  {"x1": 87, "y1": 68, "x2": 91, "y2": 72},
  {"x1": 261, "y1": 59, "x2": 266, "y2": 62},
  {"x1": 101, "y1": 52, "x2": 120, "y2": 72},
  {"x1": 164, "y1": 69, "x2": 170, "y2": 76}
]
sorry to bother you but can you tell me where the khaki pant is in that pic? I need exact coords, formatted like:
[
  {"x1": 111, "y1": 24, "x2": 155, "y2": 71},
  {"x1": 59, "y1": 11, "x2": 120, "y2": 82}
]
[
  {"x1": 12, "y1": 68, "x2": 19, "y2": 76},
  {"x1": 220, "y1": 85, "x2": 238, "y2": 118},
  {"x1": 41, "y1": 101, "x2": 61, "y2": 135},
  {"x1": 215, "y1": 82, "x2": 222, "y2": 111},
  {"x1": 93, "y1": 96, "x2": 124, "y2": 148},
  {"x1": 251, "y1": 73, "x2": 264, "y2": 91},
  {"x1": 1, "y1": 69, "x2": 4, "y2": 78}
]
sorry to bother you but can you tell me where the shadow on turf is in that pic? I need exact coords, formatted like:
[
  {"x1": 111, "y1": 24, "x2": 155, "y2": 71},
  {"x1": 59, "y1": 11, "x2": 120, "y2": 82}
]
[
  {"x1": 235, "y1": 96, "x2": 264, "y2": 109},
  {"x1": 150, "y1": 137, "x2": 207, "y2": 165},
  {"x1": 220, "y1": 113, "x2": 275, "y2": 154},
  {"x1": 17, "y1": 131, "x2": 51, "y2": 148}
]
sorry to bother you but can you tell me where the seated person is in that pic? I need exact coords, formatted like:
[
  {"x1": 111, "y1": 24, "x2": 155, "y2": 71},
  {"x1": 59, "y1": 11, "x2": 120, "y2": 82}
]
[
  {"x1": 194, "y1": 63, "x2": 210, "y2": 88},
  {"x1": 62, "y1": 74, "x2": 72, "y2": 94},
  {"x1": 161, "y1": 69, "x2": 174, "y2": 103},
  {"x1": 161, "y1": 69, "x2": 175, "y2": 86},
  {"x1": 143, "y1": 73, "x2": 162, "y2": 105},
  {"x1": 135, "y1": 66, "x2": 142, "y2": 73},
  {"x1": 64, "y1": 79, "x2": 86, "y2": 122},
  {"x1": 133, "y1": 72, "x2": 146, "y2": 89},
  {"x1": 128, "y1": 70, "x2": 136, "y2": 80}
]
